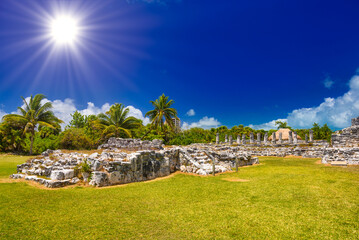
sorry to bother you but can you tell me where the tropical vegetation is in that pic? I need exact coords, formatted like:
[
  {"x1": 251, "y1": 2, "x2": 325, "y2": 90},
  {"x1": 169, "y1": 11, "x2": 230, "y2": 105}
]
[{"x1": 0, "y1": 93, "x2": 334, "y2": 155}]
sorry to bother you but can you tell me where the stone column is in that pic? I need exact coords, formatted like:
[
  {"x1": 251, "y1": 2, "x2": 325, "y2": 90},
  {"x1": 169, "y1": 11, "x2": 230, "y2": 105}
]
[
  {"x1": 272, "y1": 132, "x2": 276, "y2": 144},
  {"x1": 237, "y1": 135, "x2": 240, "y2": 144},
  {"x1": 242, "y1": 134, "x2": 246, "y2": 144},
  {"x1": 225, "y1": 134, "x2": 228, "y2": 143},
  {"x1": 257, "y1": 133, "x2": 261, "y2": 145},
  {"x1": 229, "y1": 135, "x2": 233, "y2": 145},
  {"x1": 250, "y1": 132, "x2": 254, "y2": 144},
  {"x1": 278, "y1": 132, "x2": 283, "y2": 144},
  {"x1": 293, "y1": 131, "x2": 298, "y2": 144},
  {"x1": 309, "y1": 130, "x2": 313, "y2": 142},
  {"x1": 288, "y1": 131, "x2": 293, "y2": 144},
  {"x1": 264, "y1": 132, "x2": 268, "y2": 145},
  {"x1": 216, "y1": 133, "x2": 219, "y2": 144},
  {"x1": 305, "y1": 134, "x2": 308, "y2": 143}
]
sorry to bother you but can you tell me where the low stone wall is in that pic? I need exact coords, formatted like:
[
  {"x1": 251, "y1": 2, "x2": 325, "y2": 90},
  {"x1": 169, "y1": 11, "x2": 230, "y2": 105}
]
[
  {"x1": 98, "y1": 138, "x2": 163, "y2": 151},
  {"x1": 10, "y1": 142, "x2": 259, "y2": 188}
]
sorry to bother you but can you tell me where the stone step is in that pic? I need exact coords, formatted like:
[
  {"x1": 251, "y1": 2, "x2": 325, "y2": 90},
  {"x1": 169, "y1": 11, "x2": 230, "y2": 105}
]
[{"x1": 330, "y1": 161, "x2": 347, "y2": 166}]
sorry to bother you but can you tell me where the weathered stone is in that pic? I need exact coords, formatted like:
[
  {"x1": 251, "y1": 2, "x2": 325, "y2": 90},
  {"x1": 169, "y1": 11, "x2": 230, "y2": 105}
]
[
  {"x1": 242, "y1": 134, "x2": 246, "y2": 144},
  {"x1": 229, "y1": 135, "x2": 233, "y2": 145},
  {"x1": 237, "y1": 135, "x2": 240, "y2": 144},
  {"x1": 250, "y1": 132, "x2": 254, "y2": 144},
  {"x1": 278, "y1": 132, "x2": 282, "y2": 144},
  {"x1": 264, "y1": 133, "x2": 268, "y2": 145},
  {"x1": 288, "y1": 131, "x2": 293, "y2": 144},
  {"x1": 50, "y1": 170, "x2": 65, "y2": 180},
  {"x1": 272, "y1": 132, "x2": 276, "y2": 144},
  {"x1": 89, "y1": 171, "x2": 109, "y2": 187},
  {"x1": 293, "y1": 131, "x2": 298, "y2": 144},
  {"x1": 257, "y1": 133, "x2": 261, "y2": 145},
  {"x1": 305, "y1": 134, "x2": 308, "y2": 143},
  {"x1": 309, "y1": 130, "x2": 313, "y2": 142},
  {"x1": 216, "y1": 133, "x2": 219, "y2": 144},
  {"x1": 225, "y1": 135, "x2": 228, "y2": 143},
  {"x1": 93, "y1": 160, "x2": 102, "y2": 171}
]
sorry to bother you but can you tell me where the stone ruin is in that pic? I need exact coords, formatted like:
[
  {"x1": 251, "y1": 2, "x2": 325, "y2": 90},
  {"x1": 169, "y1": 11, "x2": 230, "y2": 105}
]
[
  {"x1": 98, "y1": 138, "x2": 163, "y2": 151},
  {"x1": 10, "y1": 138, "x2": 259, "y2": 188},
  {"x1": 214, "y1": 117, "x2": 359, "y2": 166},
  {"x1": 10, "y1": 117, "x2": 359, "y2": 188}
]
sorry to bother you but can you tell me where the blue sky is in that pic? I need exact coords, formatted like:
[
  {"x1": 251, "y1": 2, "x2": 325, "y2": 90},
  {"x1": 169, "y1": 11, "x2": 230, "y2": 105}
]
[{"x1": 1, "y1": 0, "x2": 359, "y2": 130}]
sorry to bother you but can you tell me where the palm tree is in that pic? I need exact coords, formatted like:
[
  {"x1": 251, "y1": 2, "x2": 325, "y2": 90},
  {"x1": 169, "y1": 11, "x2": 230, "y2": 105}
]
[
  {"x1": 96, "y1": 103, "x2": 141, "y2": 139},
  {"x1": 2, "y1": 94, "x2": 63, "y2": 155},
  {"x1": 144, "y1": 94, "x2": 178, "y2": 139}
]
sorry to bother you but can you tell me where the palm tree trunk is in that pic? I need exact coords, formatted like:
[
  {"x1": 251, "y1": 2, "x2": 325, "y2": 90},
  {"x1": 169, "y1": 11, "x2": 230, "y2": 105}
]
[
  {"x1": 141, "y1": 129, "x2": 151, "y2": 140},
  {"x1": 30, "y1": 134, "x2": 34, "y2": 155}
]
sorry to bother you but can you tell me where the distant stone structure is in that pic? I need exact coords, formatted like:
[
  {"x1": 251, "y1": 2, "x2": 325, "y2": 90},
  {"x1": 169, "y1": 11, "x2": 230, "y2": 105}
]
[
  {"x1": 229, "y1": 135, "x2": 233, "y2": 145},
  {"x1": 216, "y1": 133, "x2": 219, "y2": 144},
  {"x1": 278, "y1": 132, "x2": 283, "y2": 144},
  {"x1": 257, "y1": 133, "x2": 261, "y2": 145},
  {"x1": 225, "y1": 134, "x2": 228, "y2": 143},
  {"x1": 172, "y1": 118, "x2": 181, "y2": 132},
  {"x1": 331, "y1": 116, "x2": 359, "y2": 147},
  {"x1": 264, "y1": 133, "x2": 268, "y2": 145},
  {"x1": 272, "y1": 132, "x2": 276, "y2": 144},
  {"x1": 250, "y1": 132, "x2": 254, "y2": 144},
  {"x1": 293, "y1": 132, "x2": 298, "y2": 144}
]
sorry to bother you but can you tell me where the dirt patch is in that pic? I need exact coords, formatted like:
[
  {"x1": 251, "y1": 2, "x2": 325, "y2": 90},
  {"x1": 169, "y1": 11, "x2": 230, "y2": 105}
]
[
  {"x1": 284, "y1": 155, "x2": 303, "y2": 158},
  {"x1": 222, "y1": 178, "x2": 250, "y2": 182}
]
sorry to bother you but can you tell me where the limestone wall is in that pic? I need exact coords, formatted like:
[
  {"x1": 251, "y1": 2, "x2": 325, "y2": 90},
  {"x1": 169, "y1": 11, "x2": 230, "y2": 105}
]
[
  {"x1": 98, "y1": 138, "x2": 164, "y2": 151},
  {"x1": 10, "y1": 143, "x2": 259, "y2": 188}
]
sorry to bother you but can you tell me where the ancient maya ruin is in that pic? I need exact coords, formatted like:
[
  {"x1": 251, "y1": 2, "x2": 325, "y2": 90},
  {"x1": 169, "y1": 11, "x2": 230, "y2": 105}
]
[{"x1": 10, "y1": 117, "x2": 359, "y2": 188}]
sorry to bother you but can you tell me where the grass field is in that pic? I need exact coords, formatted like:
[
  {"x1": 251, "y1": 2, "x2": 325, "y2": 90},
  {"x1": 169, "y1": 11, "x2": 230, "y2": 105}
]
[{"x1": 0, "y1": 154, "x2": 358, "y2": 239}]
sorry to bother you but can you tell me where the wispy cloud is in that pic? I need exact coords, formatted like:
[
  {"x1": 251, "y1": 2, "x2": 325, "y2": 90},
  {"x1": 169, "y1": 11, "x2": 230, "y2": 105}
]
[
  {"x1": 252, "y1": 73, "x2": 359, "y2": 129},
  {"x1": 249, "y1": 119, "x2": 287, "y2": 130},
  {"x1": 323, "y1": 76, "x2": 334, "y2": 89},
  {"x1": 186, "y1": 109, "x2": 195, "y2": 116},
  {"x1": 182, "y1": 116, "x2": 220, "y2": 130},
  {"x1": 11, "y1": 97, "x2": 150, "y2": 129}
]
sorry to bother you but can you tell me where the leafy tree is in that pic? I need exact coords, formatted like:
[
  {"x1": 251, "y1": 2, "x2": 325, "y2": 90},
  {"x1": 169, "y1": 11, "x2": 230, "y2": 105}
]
[
  {"x1": 144, "y1": 94, "x2": 178, "y2": 141},
  {"x1": 275, "y1": 120, "x2": 289, "y2": 129},
  {"x1": 0, "y1": 121, "x2": 24, "y2": 152},
  {"x1": 96, "y1": 103, "x2": 141, "y2": 140},
  {"x1": 311, "y1": 123, "x2": 321, "y2": 140},
  {"x1": 2, "y1": 94, "x2": 63, "y2": 155},
  {"x1": 59, "y1": 128, "x2": 92, "y2": 150},
  {"x1": 68, "y1": 111, "x2": 86, "y2": 128}
]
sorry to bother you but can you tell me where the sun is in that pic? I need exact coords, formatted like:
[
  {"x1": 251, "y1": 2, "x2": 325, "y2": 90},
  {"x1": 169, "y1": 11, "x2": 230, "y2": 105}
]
[{"x1": 50, "y1": 16, "x2": 79, "y2": 45}]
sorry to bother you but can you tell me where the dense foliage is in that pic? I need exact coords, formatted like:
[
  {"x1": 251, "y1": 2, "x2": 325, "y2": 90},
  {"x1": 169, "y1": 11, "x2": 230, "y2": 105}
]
[{"x1": 0, "y1": 94, "x2": 335, "y2": 154}]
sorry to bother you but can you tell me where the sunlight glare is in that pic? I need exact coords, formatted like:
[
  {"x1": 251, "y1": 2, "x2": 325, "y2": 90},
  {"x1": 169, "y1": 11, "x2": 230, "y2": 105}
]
[{"x1": 50, "y1": 16, "x2": 78, "y2": 45}]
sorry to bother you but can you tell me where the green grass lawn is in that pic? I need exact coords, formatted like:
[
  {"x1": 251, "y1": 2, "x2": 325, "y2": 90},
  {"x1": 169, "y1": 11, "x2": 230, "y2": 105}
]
[{"x1": 0, "y1": 154, "x2": 358, "y2": 240}]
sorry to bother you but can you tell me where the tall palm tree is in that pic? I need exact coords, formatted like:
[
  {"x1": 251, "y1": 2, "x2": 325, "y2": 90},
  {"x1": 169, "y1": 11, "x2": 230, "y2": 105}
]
[
  {"x1": 145, "y1": 94, "x2": 178, "y2": 139},
  {"x1": 96, "y1": 103, "x2": 141, "y2": 139},
  {"x1": 2, "y1": 94, "x2": 63, "y2": 155}
]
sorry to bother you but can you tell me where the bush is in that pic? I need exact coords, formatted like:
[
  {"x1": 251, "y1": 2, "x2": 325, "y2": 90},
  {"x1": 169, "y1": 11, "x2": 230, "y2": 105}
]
[{"x1": 59, "y1": 128, "x2": 93, "y2": 150}]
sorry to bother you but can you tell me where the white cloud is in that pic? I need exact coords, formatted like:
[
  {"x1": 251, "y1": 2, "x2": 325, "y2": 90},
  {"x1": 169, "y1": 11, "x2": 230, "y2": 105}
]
[
  {"x1": 186, "y1": 109, "x2": 195, "y2": 116},
  {"x1": 12, "y1": 97, "x2": 150, "y2": 129},
  {"x1": 249, "y1": 118, "x2": 287, "y2": 130},
  {"x1": 252, "y1": 73, "x2": 359, "y2": 129},
  {"x1": 323, "y1": 77, "x2": 334, "y2": 89},
  {"x1": 182, "y1": 116, "x2": 221, "y2": 130},
  {"x1": 0, "y1": 110, "x2": 7, "y2": 121},
  {"x1": 126, "y1": 105, "x2": 150, "y2": 125}
]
